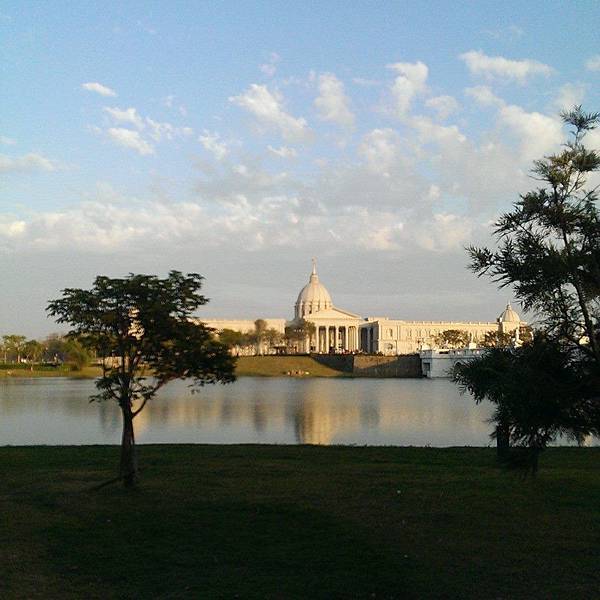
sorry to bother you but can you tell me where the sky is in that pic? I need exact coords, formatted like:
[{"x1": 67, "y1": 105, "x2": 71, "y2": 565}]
[{"x1": 1, "y1": 1, "x2": 600, "y2": 337}]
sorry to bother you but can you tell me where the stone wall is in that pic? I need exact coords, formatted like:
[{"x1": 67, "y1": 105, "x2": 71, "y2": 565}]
[{"x1": 312, "y1": 354, "x2": 422, "y2": 378}]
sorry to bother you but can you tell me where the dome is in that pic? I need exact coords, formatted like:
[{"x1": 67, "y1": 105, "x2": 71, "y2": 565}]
[
  {"x1": 498, "y1": 303, "x2": 520, "y2": 323},
  {"x1": 294, "y1": 260, "x2": 332, "y2": 319}
]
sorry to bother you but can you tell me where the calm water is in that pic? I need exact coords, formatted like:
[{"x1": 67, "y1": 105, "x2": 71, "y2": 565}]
[
  {"x1": 2, "y1": 376, "x2": 595, "y2": 447},
  {"x1": 0, "y1": 376, "x2": 503, "y2": 446}
]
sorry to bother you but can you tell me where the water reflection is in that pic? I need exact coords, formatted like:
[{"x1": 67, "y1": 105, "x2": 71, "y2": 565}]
[{"x1": 1, "y1": 377, "x2": 596, "y2": 446}]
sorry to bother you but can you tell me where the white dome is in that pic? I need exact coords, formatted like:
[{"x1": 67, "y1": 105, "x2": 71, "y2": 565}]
[
  {"x1": 294, "y1": 260, "x2": 332, "y2": 319},
  {"x1": 499, "y1": 303, "x2": 520, "y2": 323}
]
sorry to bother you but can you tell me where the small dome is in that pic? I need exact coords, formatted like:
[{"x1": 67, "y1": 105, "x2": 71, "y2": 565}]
[
  {"x1": 499, "y1": 303, "x2": 520, "y2": 323},
  {"x1": 295, "y1": 260, "x2": 332, "y2": 319}
]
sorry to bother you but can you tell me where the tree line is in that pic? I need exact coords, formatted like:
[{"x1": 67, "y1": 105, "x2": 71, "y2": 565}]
[
  {"x1": 218, "y1": 318, "x2": 316, "y2": 355},
  {"x1": 0, "y1": 333, "x2": 92, "y2": 370},
  {"x1": 432, "y1": 327, "x2": 532, "y2": 349}
]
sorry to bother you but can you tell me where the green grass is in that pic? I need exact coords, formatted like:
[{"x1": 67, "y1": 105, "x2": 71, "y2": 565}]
[
  {"x1": 235, "y1": 355, "x2": 345, "y2": 377},
  {"x1": 0, "y1": 357, "x2": 341, "y2": 379},
  {"x1": 1, "y1": 445, "x2": 599, "y2": 599},
  {"x1": 0, "y1": 365, "x2": 102, "y2": 378}
]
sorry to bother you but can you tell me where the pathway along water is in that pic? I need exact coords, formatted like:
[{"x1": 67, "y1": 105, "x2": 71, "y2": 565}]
[{"x1": 1, "y1": 377, "x2": 596, "y2": 446}]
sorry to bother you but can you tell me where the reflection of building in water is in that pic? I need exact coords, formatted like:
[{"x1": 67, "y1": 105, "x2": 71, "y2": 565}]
[
  {"x1": 202, "y1": 260, "x2": 524, "y2": 355},
  {"x1": 293, "y1": 398, "x2": 363, "y2": 444}
]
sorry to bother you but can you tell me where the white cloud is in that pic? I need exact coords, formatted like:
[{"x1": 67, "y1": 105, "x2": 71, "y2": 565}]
[
  {"x1": 82, "y1": 82, "x2": 117, "y2": 97},
  {"x1": 0, "y1": 217, "x2": 26, "y2": 238},
  {"x1": 585, "y1": 55, "x2": 600, "y2": 71},
  {"x1": 498, "y1": 105, "x2": 562, "y2": 161},
  {"x1": 104, "y1": 106, "x2": 145, "y2": 129},
  {"x1": 229, "y1": 84, "x2": 311, "y2": 141},
  {"x1": 358, "y1": 128, "x2": 400, "y2": 175},
  {"x1": 260, "y1": 52, "x2": 281, "y2": 77},
  {"x1": 106, "y1": 128, "x2": 154, "y2": 155},
  {"x1": 414, "y1": 213, "x2": 474, "y2": 252},
  {"x1": 199, "y1": 131, "x2": 228, "y2": 160},
  {"x1": 387, "y1": 61, "x2": 428, "y2": 117},
  {"x1": 465, "y1": 86, "x2": 504, "y2": 107},
  {"x1": 314, "y1": 73, "x2": 355, "y2": 128},
  {"x1": 0, "y1": 201, "x2": 204, "y2": 252},
  {"x1": 425, "y1": 95, "x2": 459, "y2": 120},
  {"x1": 268, "y1": 145, "x2": 297, "y2": 158},
  {"x1": 100, "y1": 108, "x2": 192, "y2": 151},
  {"x1": 0, "y1": 152, "x2": 59, "y2": 173},
  {"x1": 164, "y1": 95, "x2": 188, "y2": 116},
  {"x1": 0, "y1": 135, "x2": 16, "y2": 145},
  {"x1": 412, "y1": 117, "x2": 466, "y2": 145},
  {"x1": 460, "y1": 50, "x2": 553, "y2": 83},
  {"x1": 146, "y1": 118, "x2": 193, "y2": 142},
  {"x1": 553, "y1": 83, "x2": 586, "y2": 111}
]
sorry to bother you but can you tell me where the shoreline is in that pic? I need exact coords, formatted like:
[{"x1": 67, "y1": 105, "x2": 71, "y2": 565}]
[{"x1": 0, "y1": 355, "x2": 425, "y2": 379}]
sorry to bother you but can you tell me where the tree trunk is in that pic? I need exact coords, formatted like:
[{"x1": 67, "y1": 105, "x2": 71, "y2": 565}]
[
  {"x1": 496, "y1": 422, "x2": 510, "y2": 461},
  {"x1": 120, "y1": 402, "x2": 138, "y2": 487}
]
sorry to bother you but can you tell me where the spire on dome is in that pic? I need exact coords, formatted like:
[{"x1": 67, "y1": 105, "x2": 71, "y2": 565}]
[{"x1": 310, "y1": 257, "x2": 318, "y2": 282}]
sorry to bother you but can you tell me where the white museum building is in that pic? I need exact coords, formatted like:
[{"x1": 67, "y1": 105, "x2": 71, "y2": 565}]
[{"x1": 203, "y1": 261, "x2": 523, "y2": 355}]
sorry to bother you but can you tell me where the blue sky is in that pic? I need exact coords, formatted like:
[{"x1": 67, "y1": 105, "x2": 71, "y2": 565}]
[{"x1": 1, "y1": 1, "x2": 600, "y2": 336}]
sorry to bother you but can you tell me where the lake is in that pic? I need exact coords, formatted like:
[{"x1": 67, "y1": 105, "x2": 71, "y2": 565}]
[{"x1": 1, "y1": 377, "x2": 595, "y2": 447}]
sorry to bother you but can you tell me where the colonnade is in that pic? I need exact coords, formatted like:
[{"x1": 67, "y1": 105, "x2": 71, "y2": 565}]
[{"x1": 311, "y1": 325, "x2": 360, "y2": 353}]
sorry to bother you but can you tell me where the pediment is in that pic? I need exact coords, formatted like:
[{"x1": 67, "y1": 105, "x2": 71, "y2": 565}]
[{"x1": 306, "y1": 306, "x2": 362, "y2": 320}]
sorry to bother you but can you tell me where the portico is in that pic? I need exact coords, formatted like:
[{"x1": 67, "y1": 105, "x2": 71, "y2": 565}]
[{"x1": 310, "y1": 317, "x2": 361, "y2": 353}]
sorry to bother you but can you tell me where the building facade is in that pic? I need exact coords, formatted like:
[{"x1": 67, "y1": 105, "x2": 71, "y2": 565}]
[{"x1": 203, "y1": 260, "x2": 523, "y2": 355}]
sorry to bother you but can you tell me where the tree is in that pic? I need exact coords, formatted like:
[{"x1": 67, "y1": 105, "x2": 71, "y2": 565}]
[
  {"x1": 480, "y1": 331, "x2": 514, "y2": 348},
  {"x1": 468, "y1": 106, "x2": 600, "y2": 373},
  {"x1": 458, "y1": 106, "x2": 600, "y2": 465},
  {"x1": 285, "y1": 319, "x2": 316, "y2": 352},
  {"x1": 454, "y1": 336, "x2": 598, "y2": 472},
  {"x1": 64, "y1": 338, "x2": 91, "y2": 371},
  {"x1": 519, "y1": 325, "x2": 534, "y2": 345},
  {"x1": 264, "y1": 328, "x2": 284, "y2": 352},
  {"x1": 2, "y1": 334, "x2": 26, "y2": 363},
  {"x1": 434, "y1": 329, "x2": 470, "y2": 349},
  {"x1": 218, "y1": 328, "x2": 245, "y2": 350},
  {"x1": 48, "y1": 271, "x2": 236, "y2": 487},
  {"x1": 22, "y1": 339, "x2": 45, "y2": 368},
  {"x1": 44, "y1": 333, "x2": 69, "y2": 363}
]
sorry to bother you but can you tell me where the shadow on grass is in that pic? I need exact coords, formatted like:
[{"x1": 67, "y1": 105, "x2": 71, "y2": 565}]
[{"x1": 43, "y1": 494, "x2": 405, "y2": 599}]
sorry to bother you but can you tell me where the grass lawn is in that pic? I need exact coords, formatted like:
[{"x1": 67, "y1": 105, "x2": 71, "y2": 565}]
[
  {"x1": 1, "y1": 445, "x2": 599, "y2": 599},
  {"x1": 234, "y1": 355, "x2": 344, "y2": 377},
  {"x1": 0, "y1": 357, "x2": 341, "y2": 379},
  {"x1": 0, "y1": 365, "x2": 102, "y2": 379}
]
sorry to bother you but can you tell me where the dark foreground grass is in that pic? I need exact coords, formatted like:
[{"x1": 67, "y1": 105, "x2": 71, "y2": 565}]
[{"x1": 1, "y1": 446, "x2": 599, "y2": 599}]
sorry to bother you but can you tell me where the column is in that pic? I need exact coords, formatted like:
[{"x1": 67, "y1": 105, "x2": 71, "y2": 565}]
[{"x1": 325, "y1": 326, "x2": 329, "y2": 353}]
